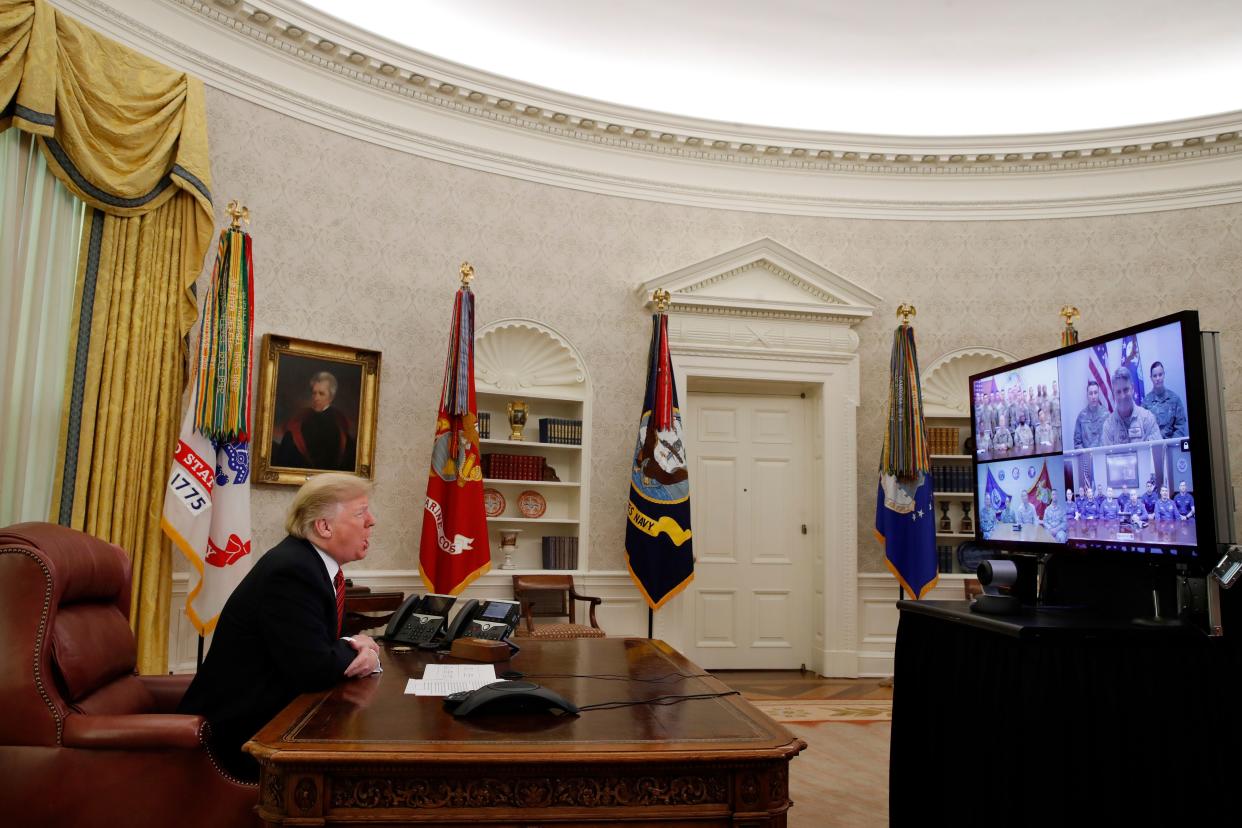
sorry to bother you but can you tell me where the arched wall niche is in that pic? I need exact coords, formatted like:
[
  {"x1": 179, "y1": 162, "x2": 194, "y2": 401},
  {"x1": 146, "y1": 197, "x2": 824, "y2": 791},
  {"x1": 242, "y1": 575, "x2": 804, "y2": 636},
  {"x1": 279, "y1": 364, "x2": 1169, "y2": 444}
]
[
  {"x1": 475, "y1": 318, "x2": 588, "y2": 398},
  {"x1": 921, "y1": 347, "x2": 1019, "y2": 418}
]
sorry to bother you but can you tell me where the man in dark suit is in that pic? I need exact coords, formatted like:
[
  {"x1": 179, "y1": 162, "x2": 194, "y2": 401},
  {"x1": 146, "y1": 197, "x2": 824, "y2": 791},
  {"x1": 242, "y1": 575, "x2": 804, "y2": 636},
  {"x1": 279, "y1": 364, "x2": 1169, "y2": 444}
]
[{"x1": 178, "y1": 473, "x2": 380, "y2": 779}]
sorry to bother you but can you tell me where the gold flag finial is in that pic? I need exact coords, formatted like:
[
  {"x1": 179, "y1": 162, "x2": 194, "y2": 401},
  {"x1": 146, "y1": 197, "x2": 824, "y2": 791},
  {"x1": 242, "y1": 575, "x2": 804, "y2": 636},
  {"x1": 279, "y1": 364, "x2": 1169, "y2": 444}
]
[
  {"x1": 459, "y1": 262, "x2": 475, "y2": 286},
  {"x1": 225, "y1": 200, "x2": 249, "y2": 229},
  {"x1": 652, "y1": 288, "x2": 671, "y2": 313},
  {"x1": 1059, "y1": 305, "x2": 1080, "y2": 346},
  {"x1": 896, "y1": 303, "x2": 916, "y2": 326}
]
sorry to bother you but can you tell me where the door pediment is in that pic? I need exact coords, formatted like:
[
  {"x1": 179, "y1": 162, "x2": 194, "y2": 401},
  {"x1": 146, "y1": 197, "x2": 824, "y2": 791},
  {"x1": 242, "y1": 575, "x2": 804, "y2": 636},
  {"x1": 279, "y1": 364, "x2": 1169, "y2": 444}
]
[{"x1": 639, "y1": 238, "x2": 880, "y2": 324}]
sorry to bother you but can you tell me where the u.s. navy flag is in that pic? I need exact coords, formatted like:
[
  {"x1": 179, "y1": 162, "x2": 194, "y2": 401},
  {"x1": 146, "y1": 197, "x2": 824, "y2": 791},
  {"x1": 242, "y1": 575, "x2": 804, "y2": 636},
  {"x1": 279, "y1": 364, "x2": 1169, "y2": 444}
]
[
  {"x1": 161, "y1": 222, "x2": 255, "y2": 634},
  {"x1": 625, "y1": 310, "x2": 693, "y2": 610},
  {"x1": 419, "y1": 265, "x2": 491, "y2": 595},
  {"x1": 875, "y1": 320, "x2": 937, "y2": 600}
]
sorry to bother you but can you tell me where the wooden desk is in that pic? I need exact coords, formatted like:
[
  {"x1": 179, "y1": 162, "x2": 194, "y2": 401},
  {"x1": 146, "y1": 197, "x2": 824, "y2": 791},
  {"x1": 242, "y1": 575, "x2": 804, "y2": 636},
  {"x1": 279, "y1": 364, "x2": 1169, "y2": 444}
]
[{"x1": 246, "y1": 638, "x2": 805, "y2": 826}]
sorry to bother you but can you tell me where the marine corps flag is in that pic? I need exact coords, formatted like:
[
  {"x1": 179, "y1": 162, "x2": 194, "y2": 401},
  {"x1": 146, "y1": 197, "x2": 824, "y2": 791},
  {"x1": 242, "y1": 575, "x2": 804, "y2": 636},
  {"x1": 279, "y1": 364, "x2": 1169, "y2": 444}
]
[
  {"x1": 875, "y1": 311, "x2": 938, "y2": 600},
  {"x1": 161, "y1": 212, "x2": 255, "y2": 634},
  {"x1": 419, "y1": 264, "x2": 491, "y2": 595},
  {"x1": 625, "y1": 297, "x2": 693, "y2": 610}
]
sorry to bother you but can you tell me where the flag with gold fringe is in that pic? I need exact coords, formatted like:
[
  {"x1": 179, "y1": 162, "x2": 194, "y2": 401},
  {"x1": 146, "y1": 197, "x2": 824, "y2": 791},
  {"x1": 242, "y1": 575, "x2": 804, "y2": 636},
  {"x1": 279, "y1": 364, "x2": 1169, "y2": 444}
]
[
  {"x1": 625, "y1": 304, "x2": 694, "y2": 610},
  {"x1": 419, "y1": 265, "x2": 491, "y2": 595},
  {"x1": 161, "y1": 221, "x2": 255, "y2": 635},
  {"x1": 875, "y1": 320, "x2": 938, "y2": 600}
]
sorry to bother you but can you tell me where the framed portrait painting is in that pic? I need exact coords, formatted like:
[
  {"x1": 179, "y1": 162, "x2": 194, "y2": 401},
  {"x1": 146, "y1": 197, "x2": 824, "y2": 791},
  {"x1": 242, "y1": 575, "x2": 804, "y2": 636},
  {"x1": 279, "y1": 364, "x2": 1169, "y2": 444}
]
[{"x1": 253, "y1": 334, "x2": 381, "y2": 485}]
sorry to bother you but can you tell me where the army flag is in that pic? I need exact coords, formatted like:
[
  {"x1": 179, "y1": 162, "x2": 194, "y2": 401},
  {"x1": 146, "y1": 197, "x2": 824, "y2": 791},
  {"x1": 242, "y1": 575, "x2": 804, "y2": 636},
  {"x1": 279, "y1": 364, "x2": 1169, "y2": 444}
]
[
  {"x1": 875, "y1": 321, "x2": 937, "y2": 600},
  {"x1": 419, "y1": 269, "x2": 491, "y2": 595},
  {"x1": 161, "y1": 224, "x2": 255, "y2": 635},
  {"x1": 625, "y1": 310, "x2": 693, "y2": 610}
]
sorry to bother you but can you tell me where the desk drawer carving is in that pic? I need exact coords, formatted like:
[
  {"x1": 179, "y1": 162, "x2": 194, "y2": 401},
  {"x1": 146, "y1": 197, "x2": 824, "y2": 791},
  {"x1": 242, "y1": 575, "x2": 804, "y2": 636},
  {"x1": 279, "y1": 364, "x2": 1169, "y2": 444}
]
[{"x1": 330, "y1": 772, "x2": 730, "y2": 810}]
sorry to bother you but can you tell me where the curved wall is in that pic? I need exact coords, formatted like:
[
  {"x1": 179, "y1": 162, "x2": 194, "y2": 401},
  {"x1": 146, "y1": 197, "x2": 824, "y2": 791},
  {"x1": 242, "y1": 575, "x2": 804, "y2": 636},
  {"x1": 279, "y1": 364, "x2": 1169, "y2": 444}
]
[{"x1": 198, "y1": 87, "x2": 1242, "y2": 573}]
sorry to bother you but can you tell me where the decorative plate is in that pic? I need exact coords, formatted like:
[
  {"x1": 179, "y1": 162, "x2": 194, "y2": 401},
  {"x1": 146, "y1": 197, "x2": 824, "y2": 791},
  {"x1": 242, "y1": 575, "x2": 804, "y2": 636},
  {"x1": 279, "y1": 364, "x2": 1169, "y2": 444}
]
[
  {"x1": 482, "y1": 488, "x2": 506, "y2": 517},
  {"x1": 517, "y1": 490, "x2": 547, "y2": 519},
  {"x1": 956, "y1": 542, "x2": 990, "y2": 574}
]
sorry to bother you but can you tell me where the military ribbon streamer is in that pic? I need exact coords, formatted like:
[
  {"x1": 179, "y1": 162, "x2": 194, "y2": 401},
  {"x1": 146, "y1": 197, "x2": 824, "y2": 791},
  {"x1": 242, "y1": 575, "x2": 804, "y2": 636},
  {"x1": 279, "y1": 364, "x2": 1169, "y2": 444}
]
[
  {"x1": 875, "y1": 320, "x2": 938, "y2": 600},
  {"x1": 161, "y1": 221, "x2": 256, "y2": 634},
  {"x1": 625, "y1": 308, "x2": 694, "y2": 610},
  {"x1": 419, "y1": 267, "x2": 491, "y2": 594}
]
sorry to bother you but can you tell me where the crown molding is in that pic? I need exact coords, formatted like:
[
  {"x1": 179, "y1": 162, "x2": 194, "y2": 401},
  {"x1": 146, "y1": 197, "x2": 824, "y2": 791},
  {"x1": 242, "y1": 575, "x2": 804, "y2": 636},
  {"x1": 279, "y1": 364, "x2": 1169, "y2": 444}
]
[{"x1": 53, "y1": 0, "x2": 1242, "y2": 219}]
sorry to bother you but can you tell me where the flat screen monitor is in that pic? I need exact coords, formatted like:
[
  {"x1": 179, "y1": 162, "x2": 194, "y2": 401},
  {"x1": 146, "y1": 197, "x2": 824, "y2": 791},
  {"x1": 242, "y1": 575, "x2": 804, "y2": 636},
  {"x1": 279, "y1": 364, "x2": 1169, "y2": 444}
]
[{"x1": 969, "y1": 311, "x2": 1214, "y2": 563}]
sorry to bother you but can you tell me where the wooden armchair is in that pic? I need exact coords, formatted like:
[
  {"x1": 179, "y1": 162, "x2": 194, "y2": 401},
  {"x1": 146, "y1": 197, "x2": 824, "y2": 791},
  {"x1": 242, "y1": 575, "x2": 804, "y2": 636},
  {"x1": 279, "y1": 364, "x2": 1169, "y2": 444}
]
[{"x1": 511, "y1": 575, "x2": 605, "y2": 639}]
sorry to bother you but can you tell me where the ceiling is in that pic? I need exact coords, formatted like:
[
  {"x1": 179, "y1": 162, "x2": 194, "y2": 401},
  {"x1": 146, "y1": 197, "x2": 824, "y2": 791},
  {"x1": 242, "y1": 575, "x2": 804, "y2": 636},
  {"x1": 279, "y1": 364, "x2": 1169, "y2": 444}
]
[{"x1": 300, "y1": 0, "x2": 1242, "y2": 136}]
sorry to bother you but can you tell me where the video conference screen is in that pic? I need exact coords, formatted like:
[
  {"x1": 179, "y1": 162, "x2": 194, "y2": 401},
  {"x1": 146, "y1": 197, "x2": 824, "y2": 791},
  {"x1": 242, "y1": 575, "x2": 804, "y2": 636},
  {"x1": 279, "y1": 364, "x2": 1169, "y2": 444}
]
[{"x1": 970, "y1": 314, "x2": 1202, "y2": 555}]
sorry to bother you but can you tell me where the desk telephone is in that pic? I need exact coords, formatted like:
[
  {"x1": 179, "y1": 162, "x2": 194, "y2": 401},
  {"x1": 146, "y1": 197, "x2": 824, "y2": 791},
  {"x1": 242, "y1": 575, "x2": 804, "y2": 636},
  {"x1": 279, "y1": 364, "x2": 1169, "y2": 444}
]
[{"x1": 384, "y1": 595, "x2": 522, "y2": 648}]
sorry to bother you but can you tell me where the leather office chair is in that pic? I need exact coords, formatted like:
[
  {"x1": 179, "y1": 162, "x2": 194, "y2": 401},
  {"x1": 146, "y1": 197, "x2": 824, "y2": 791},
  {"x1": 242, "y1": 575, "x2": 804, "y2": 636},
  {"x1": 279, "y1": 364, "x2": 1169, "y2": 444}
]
[
  {"x1": 0, "y1": 523, "x2": 259, "y2": 828},
  {"x1": 511, "y1": 574, "x2": 605, "y2": 639}
]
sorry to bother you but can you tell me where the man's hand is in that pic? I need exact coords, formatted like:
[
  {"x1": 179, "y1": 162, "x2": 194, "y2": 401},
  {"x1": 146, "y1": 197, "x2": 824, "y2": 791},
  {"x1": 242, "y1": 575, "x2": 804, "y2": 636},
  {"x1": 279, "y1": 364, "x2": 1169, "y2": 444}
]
[
  {"x1": 348, "y1": 633, "x2": 380, "y2": 653},
  {"x1": 344, "y1": 646, "x2": 380, "y2": 678}
]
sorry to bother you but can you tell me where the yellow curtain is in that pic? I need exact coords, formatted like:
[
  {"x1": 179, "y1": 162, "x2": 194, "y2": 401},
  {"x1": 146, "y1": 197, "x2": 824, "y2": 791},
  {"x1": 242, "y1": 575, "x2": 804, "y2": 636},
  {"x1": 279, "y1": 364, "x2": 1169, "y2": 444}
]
[{"x1": 2, "y1": 0, "x2": 214, "y2": 673}]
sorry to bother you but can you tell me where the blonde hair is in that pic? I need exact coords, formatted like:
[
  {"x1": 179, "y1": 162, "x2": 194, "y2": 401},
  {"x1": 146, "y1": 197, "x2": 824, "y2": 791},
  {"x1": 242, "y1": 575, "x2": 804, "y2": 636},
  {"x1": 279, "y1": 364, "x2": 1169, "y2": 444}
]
[{"x1": 285, "y1": 473, "x2": 373, "y2": 538}]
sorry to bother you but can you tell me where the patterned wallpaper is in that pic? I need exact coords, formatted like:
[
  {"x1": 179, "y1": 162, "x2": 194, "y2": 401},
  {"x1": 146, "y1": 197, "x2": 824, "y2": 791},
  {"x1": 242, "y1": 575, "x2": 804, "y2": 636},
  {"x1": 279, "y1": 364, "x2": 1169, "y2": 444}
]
[{"x1": 197, "y1": 86, "x2": 1242, "y2": 576}]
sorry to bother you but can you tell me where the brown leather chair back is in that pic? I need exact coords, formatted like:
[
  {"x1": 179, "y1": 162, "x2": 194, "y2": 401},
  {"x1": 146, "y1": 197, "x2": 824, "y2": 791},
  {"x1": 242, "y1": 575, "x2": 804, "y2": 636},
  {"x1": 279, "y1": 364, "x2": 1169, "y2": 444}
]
[
  {"x1": 0, "y1": 522, "x2": 259, "y2": 827},
  {"x1": 0, "y1": 522, "x2": 144, "y2": 744}
]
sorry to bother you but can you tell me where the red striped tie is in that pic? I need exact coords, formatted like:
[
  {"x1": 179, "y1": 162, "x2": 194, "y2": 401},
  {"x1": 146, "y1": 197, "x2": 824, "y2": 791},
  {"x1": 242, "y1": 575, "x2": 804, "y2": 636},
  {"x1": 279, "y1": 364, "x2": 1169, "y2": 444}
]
[{"x1": 334, "y1": 569, "x2": 345, "y2": 637}]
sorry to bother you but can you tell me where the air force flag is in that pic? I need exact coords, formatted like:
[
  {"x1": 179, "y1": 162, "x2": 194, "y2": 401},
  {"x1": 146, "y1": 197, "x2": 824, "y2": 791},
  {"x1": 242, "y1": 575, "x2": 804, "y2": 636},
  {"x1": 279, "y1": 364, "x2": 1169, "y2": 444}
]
[{"x1": 876, "y1": 473, "x2": 938, "y2": 599}]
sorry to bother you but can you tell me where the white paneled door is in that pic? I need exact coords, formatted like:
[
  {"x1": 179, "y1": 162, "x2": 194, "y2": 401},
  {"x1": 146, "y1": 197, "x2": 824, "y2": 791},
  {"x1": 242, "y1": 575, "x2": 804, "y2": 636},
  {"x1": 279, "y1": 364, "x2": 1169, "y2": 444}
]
[{"x1": 682, "y1": 391, "x2": 810, "y2": 669}]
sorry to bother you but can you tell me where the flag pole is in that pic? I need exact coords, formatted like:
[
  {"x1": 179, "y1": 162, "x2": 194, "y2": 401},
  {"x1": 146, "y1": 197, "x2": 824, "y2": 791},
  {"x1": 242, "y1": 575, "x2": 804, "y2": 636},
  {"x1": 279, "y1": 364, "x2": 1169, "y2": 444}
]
[
  {"x1": 896, "y1": 304, "x2": 914, "y2": 604},
  {"x1": 647, "y1": 287, "x2": 672, "y2": 642}
]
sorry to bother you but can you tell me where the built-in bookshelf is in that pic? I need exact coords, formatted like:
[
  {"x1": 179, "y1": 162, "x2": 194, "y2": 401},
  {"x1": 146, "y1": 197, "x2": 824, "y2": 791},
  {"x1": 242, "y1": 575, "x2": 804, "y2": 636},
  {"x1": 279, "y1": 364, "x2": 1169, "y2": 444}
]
[
  {"x1": 474, "y1": 319, "x2": 591, "y2": 574},
  {"x1": 921, "y1": 345, "x2": 1016, "y2": 577}
]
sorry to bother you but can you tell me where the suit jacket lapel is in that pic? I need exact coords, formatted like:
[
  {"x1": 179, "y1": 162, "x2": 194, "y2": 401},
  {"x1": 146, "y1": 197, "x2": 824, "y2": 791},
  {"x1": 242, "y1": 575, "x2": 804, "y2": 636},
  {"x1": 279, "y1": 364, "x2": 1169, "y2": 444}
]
[{"x1": 295, "y1": 536, "x2": 338, "y2": 638}]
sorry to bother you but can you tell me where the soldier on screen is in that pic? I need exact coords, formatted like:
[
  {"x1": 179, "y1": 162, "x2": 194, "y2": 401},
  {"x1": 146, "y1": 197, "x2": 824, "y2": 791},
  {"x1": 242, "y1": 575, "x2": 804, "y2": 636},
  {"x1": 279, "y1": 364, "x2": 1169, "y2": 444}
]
[
  {"x1": 1155, "y1": 486, "x2": 1178, "y2": 522},
  {"x1": 1144, "y1": 361, "x2": 1188, "y2": 439},
  {"x1": 1073, "y1": 380, "x2": 1108, "y2": 449},
  {"x1": 1140, "y1": 479, "x2": 1158, "y2": 518},
  {"x1": 1101, "y1": 487, "x2": 1121, "y2": 522},
  {"x1": 1043, "y1": 488, "x2": 1068, "y2": 543},
  {"x1": 992, "y1": 413, "x2": 1014, "y2": 455},
  {"x1": 1174, "y1": 481, "x2": 1196, "y2": 521}
]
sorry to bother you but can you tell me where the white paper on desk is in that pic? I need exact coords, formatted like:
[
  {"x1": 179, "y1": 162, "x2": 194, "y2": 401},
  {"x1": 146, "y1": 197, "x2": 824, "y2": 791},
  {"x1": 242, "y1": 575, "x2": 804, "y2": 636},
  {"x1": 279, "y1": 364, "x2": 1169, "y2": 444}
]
[{"x1": 403, "y1": 664, "x2": 497, "y2": 696}]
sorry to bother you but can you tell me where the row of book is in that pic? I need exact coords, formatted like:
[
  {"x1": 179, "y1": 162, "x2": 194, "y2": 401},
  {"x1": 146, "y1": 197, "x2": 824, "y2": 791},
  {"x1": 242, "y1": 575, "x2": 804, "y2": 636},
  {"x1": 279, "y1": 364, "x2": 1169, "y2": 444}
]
[
  {"x1": 931, "y1": 465, "x2": 974, "y2": 493},
  {"x1": 937, "y1": 545, "x2": 959, "y2": 573},
  {"x1": 928, "y1": 426, "x2": 962, "y2": 455},
  {"x1": 478, "y1": 411, "x2": 491, "y2": 439},
  {"x1": 482, "y1": 453, "x2": 547, "y2": 481},
  {"x1": 538, "y1": 417, "x2": 582, "y2": 445},
  {"x1": 541, "y1": 536, "x2": 579, "y2": 570}
]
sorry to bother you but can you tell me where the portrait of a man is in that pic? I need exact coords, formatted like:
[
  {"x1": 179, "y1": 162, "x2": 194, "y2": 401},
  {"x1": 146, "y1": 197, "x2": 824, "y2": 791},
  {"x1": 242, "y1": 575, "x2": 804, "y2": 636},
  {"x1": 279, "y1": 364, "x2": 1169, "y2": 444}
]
[
  {"x1": 273, "y1": 369, "x2": 358, "y2": 471},
  {"x1": 254, "y1": 336, "x2": 381, "y2": 485}
]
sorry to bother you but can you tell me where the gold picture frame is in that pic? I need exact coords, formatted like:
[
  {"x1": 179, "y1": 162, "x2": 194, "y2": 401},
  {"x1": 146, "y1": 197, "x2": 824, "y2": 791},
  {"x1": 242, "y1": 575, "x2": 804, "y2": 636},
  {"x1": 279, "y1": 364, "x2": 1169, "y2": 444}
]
[{"x1": 253, "y1": 334, "x2": 381, "y2": 485}]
